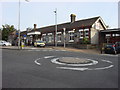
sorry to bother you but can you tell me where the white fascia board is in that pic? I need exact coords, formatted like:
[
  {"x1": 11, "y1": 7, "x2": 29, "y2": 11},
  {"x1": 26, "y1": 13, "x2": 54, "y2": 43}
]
[
  {"x1": 27, "y1": 31, "x2": 41, "y2": 35},
  {"x1": 93, "y1": 17, "x2": 107, "y2": 30}
]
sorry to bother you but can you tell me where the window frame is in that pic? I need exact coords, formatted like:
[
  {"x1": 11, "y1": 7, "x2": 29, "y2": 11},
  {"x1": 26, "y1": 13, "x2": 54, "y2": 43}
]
[{"x1": 68, "y1": 30, "x2": 74, "y2": 42}]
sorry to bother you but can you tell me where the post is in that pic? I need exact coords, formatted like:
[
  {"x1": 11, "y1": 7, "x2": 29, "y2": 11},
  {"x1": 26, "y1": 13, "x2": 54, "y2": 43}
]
[
  {"x1": 54, "y1": 8, "x2": 57, "y2": 47},
  {"x1": 18, "y1": 0, "x2": 29, "y2": 49},
  {"x1": 63, "y1": 28, "x2": 66, "y2": 48},
  {"x1": 18, "y1": 0, "x2": 21, "y2": 49}
]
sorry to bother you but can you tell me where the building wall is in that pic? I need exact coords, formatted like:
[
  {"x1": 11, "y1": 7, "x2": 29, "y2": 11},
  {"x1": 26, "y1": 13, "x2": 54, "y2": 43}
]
[
  {"x1": 91, "y1": 20, "x2": 105, "y2": 44},
  {"x1": 90, "y1": 28, "x2": 98, "y2": 44},
  {"x1": 41, "y1": 28, "x2": 91, "y2": 46},
  {"x1": 41, "y1": 30, "x2": 75, "y2": 46}
]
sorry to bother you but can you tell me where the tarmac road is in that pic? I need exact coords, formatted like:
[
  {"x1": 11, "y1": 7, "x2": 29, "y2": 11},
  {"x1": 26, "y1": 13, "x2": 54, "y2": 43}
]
[{"x1": 2, "y1": 49, "x2": 118, "y2": 88}]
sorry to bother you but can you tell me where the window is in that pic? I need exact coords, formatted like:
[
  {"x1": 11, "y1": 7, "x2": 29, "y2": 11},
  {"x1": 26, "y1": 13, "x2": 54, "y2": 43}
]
[
  {"x1": 116, "y1": 34, "x2": 120, "y2": 36},
  {"x1": 57, "y1": 32, "x2": 62, "y2": 42},
  {"x1": 48, "y1": 33, "x2": 52, "y2": 43},
  {"x1": 42, "y1": 34, "x2": 46, "y2": 42},
  {"x1": 57, "y1": 34, "x2": 61, "y2": 42},
  {"x1": 84, "y1": 29, "x2": 89, "y2": 38},
  {"x1": 79, "y1": 29, "x2": 83, "y2": 39},
  {"x1": 69, "y1": 31, "x2": 74, "y2": 42},
  {"x1": 48, "y1": 36, "x2": 52, "y2": 42}
]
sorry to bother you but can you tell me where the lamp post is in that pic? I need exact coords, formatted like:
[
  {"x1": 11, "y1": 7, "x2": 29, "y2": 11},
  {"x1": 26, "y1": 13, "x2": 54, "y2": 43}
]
[
  {"x1": 18, "y1": 0, "x2": 21, "y2": 49},
  {"x1": 18, "y1": 0, "x2": 29, "y2": 49},
  {"x1": 63, "y1": 28, "x2": 66, "y2": 48},
  {"x1": 54, "y1": 8, "x2": 57, "y2": 47}
]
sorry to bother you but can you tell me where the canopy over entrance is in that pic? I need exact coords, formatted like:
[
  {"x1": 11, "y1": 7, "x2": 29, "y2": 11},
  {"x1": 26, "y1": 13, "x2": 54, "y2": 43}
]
[{"x1": 27, "y1": 31, "x2": 41, "y2": 35}]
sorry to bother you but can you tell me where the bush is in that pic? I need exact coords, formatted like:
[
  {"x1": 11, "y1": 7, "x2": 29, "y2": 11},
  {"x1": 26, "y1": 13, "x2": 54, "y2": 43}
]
[{"x1": 82, "y1": 37, "x2": 90, "y2": 44}]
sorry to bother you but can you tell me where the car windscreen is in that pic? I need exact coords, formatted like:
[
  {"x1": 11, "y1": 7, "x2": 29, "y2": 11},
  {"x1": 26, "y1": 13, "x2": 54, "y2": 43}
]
[
  {"x1": 36, "y1": 41, "x2": 44, "y2": 43},
  {"x1": 106, "y1": 44, "x2": 114, "y2": 47}
]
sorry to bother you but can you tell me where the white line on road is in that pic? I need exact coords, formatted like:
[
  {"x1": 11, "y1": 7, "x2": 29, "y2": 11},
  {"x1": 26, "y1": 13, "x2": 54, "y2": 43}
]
[
  {"x1": 57, "y1": 64, "x2": 114, "y2": 71},
  {"x1": 101, "y1": 60, "x2": 113, "y2": 63},
  {"x1": 89, "y1": 65, "x2": 114, "y2": 70},
  {"x1": 57, "y1": 67, "x2": 89, "y2": 71},
  {"x1": 44, "y1": 56, "x2": 55, "y2": 59},
  {"x1": 28, "y1": 49, "x2": 67, "y2": 52},
  {"x1": 34, "y1": 58, "x2": 41, "y2": 65}
]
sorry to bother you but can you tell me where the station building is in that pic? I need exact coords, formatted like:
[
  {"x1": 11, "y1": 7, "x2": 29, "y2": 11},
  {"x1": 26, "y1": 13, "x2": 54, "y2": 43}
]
[{"x1": 21, "y1": 14, "x2": 108, "y2": 48}]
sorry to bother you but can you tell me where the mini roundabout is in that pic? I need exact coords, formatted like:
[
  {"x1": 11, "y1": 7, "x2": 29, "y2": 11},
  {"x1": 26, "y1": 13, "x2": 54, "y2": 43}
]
[{"x1": 34, "y1": 56, "x2": 114, "y2": 71}]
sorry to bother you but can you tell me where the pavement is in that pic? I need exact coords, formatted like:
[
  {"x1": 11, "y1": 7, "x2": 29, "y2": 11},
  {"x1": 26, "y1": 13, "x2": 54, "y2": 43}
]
[
  {"x1": 0, "y1": 46, "x2": 101, "y2": 55},
  {"x1": 52, "y1": 46, "x2": 101, "y2": 55}
]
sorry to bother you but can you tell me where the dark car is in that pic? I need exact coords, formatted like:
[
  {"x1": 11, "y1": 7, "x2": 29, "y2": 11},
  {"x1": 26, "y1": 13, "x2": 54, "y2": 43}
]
[
  {"x1": 104, "y1": 42, "x2": 120, "y2": 54},
  {"x1": 115, "y1": 42, "x2": 120, "y2": 53}
]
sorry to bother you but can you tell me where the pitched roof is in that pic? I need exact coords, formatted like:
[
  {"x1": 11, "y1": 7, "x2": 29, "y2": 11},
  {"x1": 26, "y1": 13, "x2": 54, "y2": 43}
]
[
  {"x1": 35, "y1": 16, "x2": 100, "y2": 33},
  {"x1": 23, "y1": 16, "x2": 102, "y2": 35}
]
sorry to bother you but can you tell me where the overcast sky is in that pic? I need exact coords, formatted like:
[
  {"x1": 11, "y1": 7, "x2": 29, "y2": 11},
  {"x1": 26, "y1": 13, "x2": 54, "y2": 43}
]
[{"x1": 1, "y1": 0, "x2": 119, "y2": 31}]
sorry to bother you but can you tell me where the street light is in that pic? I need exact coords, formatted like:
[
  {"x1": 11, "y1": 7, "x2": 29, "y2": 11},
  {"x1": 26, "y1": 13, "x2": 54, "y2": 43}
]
[
  {"x1": 18, "y1": 0, "x2": 29, "y2": 50},
  {"x1": 54, "y1": 8, "x2": 57, "y2": 47},
  {"x1": 18, "y1": 0, "x2": 21, "y2": 49},
  {"x1": 63, "y1": 28, "x2": 66, "y2": 48}
]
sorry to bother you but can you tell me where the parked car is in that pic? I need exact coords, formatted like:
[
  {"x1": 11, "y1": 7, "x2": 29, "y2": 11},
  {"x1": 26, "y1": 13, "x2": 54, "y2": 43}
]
[
  {"x1": 0, "y1": 40, "x2": 12, "y2": 46},
  {"x1": 115, "y1": 42, "x2": 120, "y2": 53},
  {"x1": 34, "y1": 40, "x2": 45, "y2": 47},
  {"x1": 104, "y1": 42, "x2": 120, "y2": 54}
]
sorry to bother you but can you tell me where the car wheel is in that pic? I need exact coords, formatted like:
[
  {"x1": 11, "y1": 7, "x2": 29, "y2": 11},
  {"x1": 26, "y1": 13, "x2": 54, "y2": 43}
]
[{"x1": 3, "y1": 44, "x2": 6, "y2": 46}]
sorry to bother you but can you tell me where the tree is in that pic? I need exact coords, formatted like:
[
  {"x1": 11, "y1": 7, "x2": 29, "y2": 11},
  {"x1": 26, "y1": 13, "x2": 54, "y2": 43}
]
[{"x1": 2, "y1": 24, "x2": 16, "y2": 41}]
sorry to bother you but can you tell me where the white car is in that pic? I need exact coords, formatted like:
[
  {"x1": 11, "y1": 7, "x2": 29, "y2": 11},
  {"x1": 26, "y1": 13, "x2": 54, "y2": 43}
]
[{"x1": 0, "y1": 40, "x2": 12, "y2": 46}]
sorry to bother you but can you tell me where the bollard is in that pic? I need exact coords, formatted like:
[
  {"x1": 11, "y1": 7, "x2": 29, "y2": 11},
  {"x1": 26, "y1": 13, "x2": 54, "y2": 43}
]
[{"x1": 21, "y1": 42, "x2": 24, "y2": 49}]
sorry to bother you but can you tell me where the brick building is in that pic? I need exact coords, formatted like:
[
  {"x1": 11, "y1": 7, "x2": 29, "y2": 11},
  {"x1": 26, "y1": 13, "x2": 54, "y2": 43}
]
[{"x1": 22, "y1": 14, "x2": 108, "y2": 48}]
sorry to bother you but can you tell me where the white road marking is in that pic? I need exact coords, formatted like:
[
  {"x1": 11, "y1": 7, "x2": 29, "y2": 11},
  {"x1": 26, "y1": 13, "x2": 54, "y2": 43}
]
[
  {"x1": 31, "y1": 48, "x2": 38, "y2": 49},
  {"x1": 89, "y1": 65, "x2": 114, "y2": 70},
  {"x1": 57, "y1": 67, "x2": 89, "y2": 71},
  {"x1": 34, "y1": 56, "x2": 114, "y2": 72},
  {"x1": 34, "y1": 56, "x2": 55, "y2": 65},
  {"x1": 56, "y1": 59, "x2": 114, "y2": 71},
  {"x1": 57, "y1": 65, "x2": 114, "y2": 71},
  {"x1": 34, "y1": 58, "x2": 41, "y2": 65},
  {"x1": 101, "y1": 60, "x2": 113, "y2": 63},
  {"x1": 44, "y1": 56, "x2": 55, "y2": 59},
  {"x1": 28, "y1": 49, "x2": 66, "y2": 52}
]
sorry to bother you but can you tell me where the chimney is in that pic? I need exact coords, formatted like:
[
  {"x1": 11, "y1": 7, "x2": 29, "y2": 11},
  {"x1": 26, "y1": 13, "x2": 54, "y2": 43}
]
[
  {"x1": 34, "y1": 24, "x2": 37, "y2": 30},
  {"x1": 70, "y1": 14, "x2": 76, "y2": 23}
]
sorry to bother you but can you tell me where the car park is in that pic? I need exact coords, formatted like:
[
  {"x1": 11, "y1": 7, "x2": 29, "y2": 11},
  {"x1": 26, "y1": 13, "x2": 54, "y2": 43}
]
[
  {"x1": 34, "y1": 40, "x2": 45, "y2": 47},
  {"x1": 104, "y1": 42, "x2": 120, "y2": 54},
  {"x1": 0, "y1": 40, "x2": 12, "y2": 46}
]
